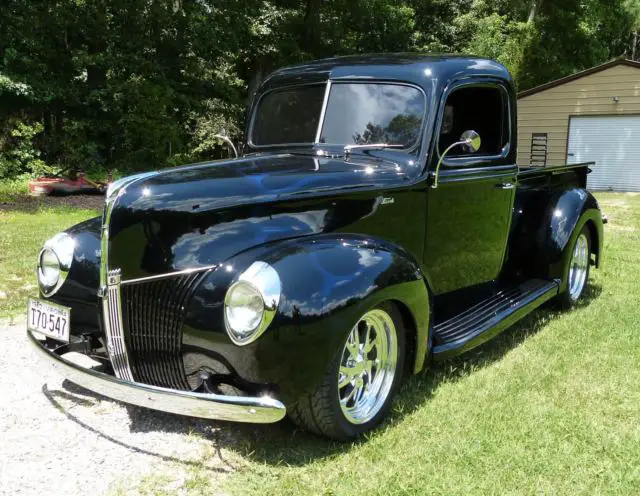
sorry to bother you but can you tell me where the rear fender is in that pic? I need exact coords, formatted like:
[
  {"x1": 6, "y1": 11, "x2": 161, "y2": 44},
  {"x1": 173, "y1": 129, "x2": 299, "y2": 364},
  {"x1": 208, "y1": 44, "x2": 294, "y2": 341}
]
[
  {"x1": 536, "y1": 189, "x2": 603, "y2": 290},
  {"x1": 506, "y1": 188, "x2": 602, "y2": 288}
]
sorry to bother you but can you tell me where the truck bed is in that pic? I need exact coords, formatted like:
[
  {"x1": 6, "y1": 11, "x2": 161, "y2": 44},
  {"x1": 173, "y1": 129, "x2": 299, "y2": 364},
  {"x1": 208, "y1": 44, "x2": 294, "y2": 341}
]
[{"x1": 517, "y1": 162, "x2": 595, "y2": 188}]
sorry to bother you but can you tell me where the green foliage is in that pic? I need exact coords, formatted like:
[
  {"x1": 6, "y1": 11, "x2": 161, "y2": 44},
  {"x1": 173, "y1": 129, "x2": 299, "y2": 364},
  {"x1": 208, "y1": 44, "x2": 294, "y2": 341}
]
[
  {"x1": 0, "y1": 120, "x2": 49, "y2": 179},
  {"x1": 0, "y1": 174, "x2": 29, "y2": 200},
  {"x1": 515, "y1": 0, "x2": 638, "y2": 89},
  {"x1": 0, "y1": 0, "x2": 638, "y2": 176},
  {"x1": 0, "y1": 72, "x2": 32, "y2": 98},
  {"x1": 190, "y1": 98, "x2": 244, "y2": 161},
  {"x1": 456, "y1": 11, "x2": 533, "y2": 86}
]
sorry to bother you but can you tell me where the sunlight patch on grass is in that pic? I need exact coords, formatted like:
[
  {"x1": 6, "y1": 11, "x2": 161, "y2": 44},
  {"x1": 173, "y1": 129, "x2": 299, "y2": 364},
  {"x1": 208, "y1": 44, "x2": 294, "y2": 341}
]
[
  {"x1": 219, "y1": 192, "x2": 640, "y2": 495},
  {"x1": 0, "y1": 205, "x2": 97, "y2": 319}
]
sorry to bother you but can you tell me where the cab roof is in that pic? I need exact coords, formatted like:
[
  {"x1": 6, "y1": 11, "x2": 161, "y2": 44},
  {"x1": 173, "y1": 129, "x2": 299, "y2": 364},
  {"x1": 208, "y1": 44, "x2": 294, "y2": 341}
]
[{"x1": 260, "y1": 54, "x2": 512, "y2": 92}]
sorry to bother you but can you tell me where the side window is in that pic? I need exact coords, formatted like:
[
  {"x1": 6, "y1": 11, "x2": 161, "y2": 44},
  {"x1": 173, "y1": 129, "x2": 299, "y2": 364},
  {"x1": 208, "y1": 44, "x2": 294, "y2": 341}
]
[{"x1": 438, "y1": 85, "x2": 509, "y2": 160}]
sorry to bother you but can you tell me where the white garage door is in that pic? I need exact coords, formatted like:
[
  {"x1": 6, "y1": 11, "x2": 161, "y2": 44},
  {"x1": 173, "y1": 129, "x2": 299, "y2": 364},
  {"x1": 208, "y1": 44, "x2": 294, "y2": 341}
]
[{"x1": 567, "y1": 115, "x2": 640, "y2": 191}]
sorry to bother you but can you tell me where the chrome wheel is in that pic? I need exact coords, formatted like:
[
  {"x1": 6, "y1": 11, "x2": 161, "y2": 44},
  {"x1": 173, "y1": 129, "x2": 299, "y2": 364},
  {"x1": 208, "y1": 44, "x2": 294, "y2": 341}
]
[
  {"x1": 568, "y1": 233, "x2": 589, "y2": 300},
  {"x1": 338, "y1": 308, "x2": 398, "y2": 425}
]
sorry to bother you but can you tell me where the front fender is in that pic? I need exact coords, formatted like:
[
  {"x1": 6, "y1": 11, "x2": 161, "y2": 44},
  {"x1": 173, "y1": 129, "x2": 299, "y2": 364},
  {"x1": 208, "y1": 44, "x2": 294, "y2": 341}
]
[
  {"x1": 42, "y1": 216, "x2": 103, "y2": 336},
  {"x1": 58, "y1": 216, "x2": 103, "y2": 299},
  {"x1": 183, "y1": 234, "x2": 430, "y2": 403}
]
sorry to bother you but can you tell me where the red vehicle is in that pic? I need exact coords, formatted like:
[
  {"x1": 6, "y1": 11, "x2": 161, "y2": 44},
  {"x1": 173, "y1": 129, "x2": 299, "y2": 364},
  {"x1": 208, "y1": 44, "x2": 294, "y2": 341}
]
[{"x1": 28, "y1": 170, "x2": 107, "y2": 196}]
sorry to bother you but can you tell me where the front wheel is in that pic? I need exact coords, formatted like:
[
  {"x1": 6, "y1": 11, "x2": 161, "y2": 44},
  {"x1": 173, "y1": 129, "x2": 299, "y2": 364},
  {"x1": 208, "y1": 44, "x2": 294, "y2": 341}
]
[
  {"x1": 289, "y1": 302, "x2": 405, "y2": 440},
  {"x1": 556, "y1": 225, "x2": 591, "y2": 309}
]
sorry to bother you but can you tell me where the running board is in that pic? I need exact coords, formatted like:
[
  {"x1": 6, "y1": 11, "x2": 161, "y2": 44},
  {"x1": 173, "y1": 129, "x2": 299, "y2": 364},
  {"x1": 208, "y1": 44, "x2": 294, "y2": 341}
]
[{"x1": 432, "y1": 279, "x2": 559, "y2": 359}]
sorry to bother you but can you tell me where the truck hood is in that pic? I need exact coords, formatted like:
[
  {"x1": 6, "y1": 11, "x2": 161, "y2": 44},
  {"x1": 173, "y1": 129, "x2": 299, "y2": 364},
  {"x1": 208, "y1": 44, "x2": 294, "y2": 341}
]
[
  {"x1": 108, "y1": 152, "x2": 416, "y2": 280},
  {"x1": 116, "y1": 152, "x2": 409, "y2": 211}
]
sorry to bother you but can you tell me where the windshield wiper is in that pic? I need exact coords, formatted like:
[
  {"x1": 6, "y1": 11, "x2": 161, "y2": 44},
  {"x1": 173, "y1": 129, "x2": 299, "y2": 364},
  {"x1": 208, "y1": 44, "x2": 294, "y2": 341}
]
[{"x1": 343, "y1": 143, "x2": 404, "y2": 156}]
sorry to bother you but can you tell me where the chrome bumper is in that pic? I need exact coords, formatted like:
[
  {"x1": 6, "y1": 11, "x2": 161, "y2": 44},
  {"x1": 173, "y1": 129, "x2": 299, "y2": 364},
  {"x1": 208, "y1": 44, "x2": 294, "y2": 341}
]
[{"x1": 27, "y1": 330, "x2": 286, "y2": 423}]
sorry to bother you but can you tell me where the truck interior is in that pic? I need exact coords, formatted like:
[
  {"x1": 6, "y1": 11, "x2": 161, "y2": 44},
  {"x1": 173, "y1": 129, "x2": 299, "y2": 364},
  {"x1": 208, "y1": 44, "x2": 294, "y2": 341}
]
[{"x1": 438, "y1": 85, "x2": 509, "y2": 158}]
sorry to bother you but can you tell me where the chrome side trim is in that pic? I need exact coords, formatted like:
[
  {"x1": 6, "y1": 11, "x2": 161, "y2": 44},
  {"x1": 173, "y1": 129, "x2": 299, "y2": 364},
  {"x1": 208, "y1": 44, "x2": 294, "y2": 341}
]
[
  {"x1": 27, "y1": 330, "x2": 286, "y2": 423},
  {"x1": 102, "y1": 270, "x2": 134, "y2": 381},
  {"x1": 120, "y1": 265, "x2": 217, "y2": 286}
]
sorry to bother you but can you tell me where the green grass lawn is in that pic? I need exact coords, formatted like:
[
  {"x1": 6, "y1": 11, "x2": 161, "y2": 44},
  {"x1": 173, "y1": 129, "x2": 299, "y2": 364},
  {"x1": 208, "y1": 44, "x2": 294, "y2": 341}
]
[
  {"x1": 219, "y1": 192, "x2": 640, "y2": 495},
  {"x1": 0, "y1": 204, "x2": 98, "y2": 319},
  {"x1": 1, "y1": 191, "x2": 639, "y2": 494}
]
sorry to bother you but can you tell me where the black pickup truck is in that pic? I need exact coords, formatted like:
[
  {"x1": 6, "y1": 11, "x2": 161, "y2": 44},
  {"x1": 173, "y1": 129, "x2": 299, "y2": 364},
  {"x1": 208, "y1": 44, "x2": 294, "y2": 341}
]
[{"x1": 27, "y1": 54, "x2": 603, "y2": 440}]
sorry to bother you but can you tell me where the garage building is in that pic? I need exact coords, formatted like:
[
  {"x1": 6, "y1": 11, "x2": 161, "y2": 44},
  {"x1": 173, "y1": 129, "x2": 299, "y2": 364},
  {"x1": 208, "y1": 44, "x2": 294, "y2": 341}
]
[{"x1": 516, "y1": 58, "x2": 640, "y2": 192}]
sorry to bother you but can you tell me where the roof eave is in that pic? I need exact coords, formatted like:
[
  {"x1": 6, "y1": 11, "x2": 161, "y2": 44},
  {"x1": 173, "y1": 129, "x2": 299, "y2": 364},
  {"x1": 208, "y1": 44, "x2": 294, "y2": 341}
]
[{"x1": 517, "y1": 58, "x2": 640, "y2": 99}]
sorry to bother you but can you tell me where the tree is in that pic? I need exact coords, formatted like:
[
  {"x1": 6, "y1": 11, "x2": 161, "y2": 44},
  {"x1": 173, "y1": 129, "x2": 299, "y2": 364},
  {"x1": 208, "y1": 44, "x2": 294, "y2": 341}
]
[{"x1": 1, "y1": 0, "x2": 639, "y2": 175}]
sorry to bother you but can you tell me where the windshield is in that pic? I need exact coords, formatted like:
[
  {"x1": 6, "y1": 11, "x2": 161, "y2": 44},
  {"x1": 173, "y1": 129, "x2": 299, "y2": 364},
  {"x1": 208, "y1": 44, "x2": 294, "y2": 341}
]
[
  {"x1": 251, "y1": 85, "x2": 326, "y2": 145},
  {"x1": 320, "y1": 83, "x2": 425, "y2": 148},
  {"x1": 250, "y1": 82, "x2": 426, "y2": 149}
]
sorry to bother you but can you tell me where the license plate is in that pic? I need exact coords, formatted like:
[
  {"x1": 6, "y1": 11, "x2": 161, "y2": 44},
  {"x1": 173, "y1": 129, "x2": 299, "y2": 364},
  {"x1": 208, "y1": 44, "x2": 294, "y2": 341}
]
[{"x1": 27, "y1": 298, "x2": 71, "y2": 342}]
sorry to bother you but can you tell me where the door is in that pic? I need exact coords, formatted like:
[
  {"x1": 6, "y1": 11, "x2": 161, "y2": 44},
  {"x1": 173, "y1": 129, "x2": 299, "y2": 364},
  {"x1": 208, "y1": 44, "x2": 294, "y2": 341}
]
[
  {"x1": 424, "y1": 82, "x2": 517, "y2": 295},
  {"x1": 568, "y1": 115, "x2": 640, "y2": 192}
]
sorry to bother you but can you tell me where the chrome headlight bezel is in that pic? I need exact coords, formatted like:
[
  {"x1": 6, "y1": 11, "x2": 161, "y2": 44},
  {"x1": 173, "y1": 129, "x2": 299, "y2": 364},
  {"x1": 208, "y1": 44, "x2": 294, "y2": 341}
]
[
  {"x1": 224, "y1": 261, "x2": 281, "y2": 346},
  {"x1": 37, "y1": 232, "x2": 75, "y2": 297}
]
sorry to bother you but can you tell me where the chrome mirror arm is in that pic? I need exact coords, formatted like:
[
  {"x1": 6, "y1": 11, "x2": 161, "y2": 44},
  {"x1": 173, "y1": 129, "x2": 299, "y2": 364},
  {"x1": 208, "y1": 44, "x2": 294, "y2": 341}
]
[
  {"x1": 431, "y1": 129, "x2": 481, "y2": 189},
  {"x1": 431, "y1": 139, "x2": 470, "y2": 189},
  {"x1": 213, "y1": 134, "x2": 238, "y2": 158}
]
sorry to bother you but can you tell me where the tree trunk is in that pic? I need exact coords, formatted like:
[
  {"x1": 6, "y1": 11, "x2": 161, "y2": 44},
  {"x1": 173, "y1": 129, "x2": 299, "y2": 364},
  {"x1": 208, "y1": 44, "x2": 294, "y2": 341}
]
[
  {"x1": 527, "y1": 0, "x2": 544, "y2": 24},
  {"x1": 303, "y1": 0, "x2": 322, "y2": 52},
  {"x1": 86, "y1": 2, "x2": 107, "y2": 90},
  {"x1": 633, "y1": 31, "x2": 638, "y2": 61}
]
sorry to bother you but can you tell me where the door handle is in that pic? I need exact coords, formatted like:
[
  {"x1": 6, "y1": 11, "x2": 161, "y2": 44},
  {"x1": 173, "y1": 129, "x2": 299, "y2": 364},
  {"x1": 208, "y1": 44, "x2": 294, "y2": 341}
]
[{"x1": 496, "y1": 182, "x2": 515, "y2": 190}]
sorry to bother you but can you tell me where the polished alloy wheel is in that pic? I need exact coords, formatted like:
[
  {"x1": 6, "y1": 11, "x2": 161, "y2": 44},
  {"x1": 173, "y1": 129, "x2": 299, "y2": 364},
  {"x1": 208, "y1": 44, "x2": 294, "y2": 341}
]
[
  {"x1": 568, "y1": 233, "x2": 589, "y2": 300},
  {"x1": 338, "y1": 308, "x2": 398, "y2": 425}
]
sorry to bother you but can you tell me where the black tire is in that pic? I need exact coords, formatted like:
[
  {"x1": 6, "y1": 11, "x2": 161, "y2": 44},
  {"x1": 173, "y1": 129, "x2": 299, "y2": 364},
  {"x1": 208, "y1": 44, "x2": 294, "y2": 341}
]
[
  {"x1": 289, "y1": 302, "x2": 406, "y2": 440},
  {"x1": 556, "y1": 225, "x2": 591, "y2": 309}
]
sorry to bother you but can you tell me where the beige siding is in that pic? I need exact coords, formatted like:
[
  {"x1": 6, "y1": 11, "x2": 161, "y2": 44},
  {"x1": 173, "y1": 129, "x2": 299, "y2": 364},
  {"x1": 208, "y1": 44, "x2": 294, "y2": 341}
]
[{"x1": 516, "y1": 65, "x2": 640, "y2": 166}]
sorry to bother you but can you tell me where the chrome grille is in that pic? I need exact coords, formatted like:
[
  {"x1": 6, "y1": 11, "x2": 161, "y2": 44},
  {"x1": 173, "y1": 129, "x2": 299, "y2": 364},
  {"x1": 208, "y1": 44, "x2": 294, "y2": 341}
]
[
  {"x1": 102, "y1": 269, "x2": 134, "y2": 381},
  {"x1": 121, "y1": 272, "x2": 205, "y2": 390}
]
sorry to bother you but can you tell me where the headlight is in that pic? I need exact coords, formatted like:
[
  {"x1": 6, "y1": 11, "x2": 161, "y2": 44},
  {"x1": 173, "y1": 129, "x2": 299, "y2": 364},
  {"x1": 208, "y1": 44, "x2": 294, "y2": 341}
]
[
  {"x1": 225, "y1": 282, "x2": 264, "y2": 338},
  {"x1": 39, "y1": 249, "x2": 60, "y2": 289},
  {"x1": 224, "y1": 261, "x2": 281, "y2": 345},
  {"x1": 37, "y1": 232, "x2": 74, "y2": 296}
]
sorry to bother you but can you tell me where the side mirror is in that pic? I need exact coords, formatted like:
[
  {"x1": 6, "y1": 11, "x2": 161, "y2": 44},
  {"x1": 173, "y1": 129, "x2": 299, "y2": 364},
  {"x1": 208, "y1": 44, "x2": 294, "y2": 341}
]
[
  {"x1": 459, "y1": 130, "x2": 481, "y2": 153},
  {"x1": 431, "y1": 130, "x2": 482, "y2": 189}
]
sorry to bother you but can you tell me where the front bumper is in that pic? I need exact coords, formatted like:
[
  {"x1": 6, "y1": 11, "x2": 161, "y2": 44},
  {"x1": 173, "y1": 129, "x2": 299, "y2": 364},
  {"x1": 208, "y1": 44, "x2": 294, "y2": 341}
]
[{"x1": 27, "y1": 330, "x2": 286, "y2": 423}]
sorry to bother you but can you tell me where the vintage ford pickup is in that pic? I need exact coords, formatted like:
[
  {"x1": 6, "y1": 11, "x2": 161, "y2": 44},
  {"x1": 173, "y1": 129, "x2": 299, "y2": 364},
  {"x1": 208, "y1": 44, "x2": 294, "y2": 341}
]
[{"x1": 27, "y1": 55, "x2": 603, "y2": 440}]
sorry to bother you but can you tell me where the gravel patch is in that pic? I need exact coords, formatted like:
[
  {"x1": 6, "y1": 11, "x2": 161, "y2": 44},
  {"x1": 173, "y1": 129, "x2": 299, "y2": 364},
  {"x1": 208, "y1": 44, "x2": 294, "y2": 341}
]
[
  {"x1": 0, "y1": 193, "x2": 104, "y2": 213},
  {"x1": 0, "y1": 318, "x2": 240, "y2": 496}
]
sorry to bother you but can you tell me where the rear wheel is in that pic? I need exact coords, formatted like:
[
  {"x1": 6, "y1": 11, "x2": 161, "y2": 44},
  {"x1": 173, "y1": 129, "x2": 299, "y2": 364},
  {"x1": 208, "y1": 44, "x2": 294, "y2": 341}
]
[
  {"x1": 557, "y1": 225, "x2": 591, "y2": 308},
  {"x1": 289, "y1": 302, "x2": 405, "y2": 440}
]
